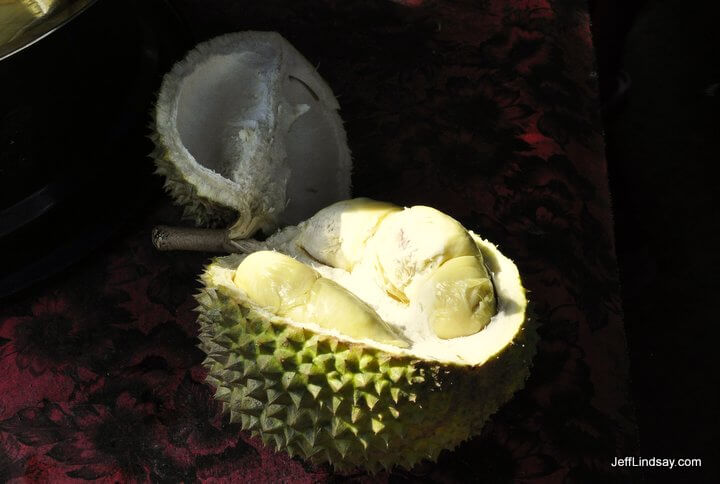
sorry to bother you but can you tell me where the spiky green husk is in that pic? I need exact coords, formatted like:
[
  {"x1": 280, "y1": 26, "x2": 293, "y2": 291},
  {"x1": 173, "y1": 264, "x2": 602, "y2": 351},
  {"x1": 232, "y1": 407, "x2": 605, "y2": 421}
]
[
  {"x1": 196, "y1": 269, "x2": 537, "y2": 472},
  {"x1": 149, "y1": 132, "x2": 237, "y2": 227}
]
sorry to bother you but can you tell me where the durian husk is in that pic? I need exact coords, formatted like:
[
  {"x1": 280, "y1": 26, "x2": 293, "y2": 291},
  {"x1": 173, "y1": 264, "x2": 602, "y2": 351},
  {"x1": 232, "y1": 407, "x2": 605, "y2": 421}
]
[
  {"x1": 150, "y1": 132, "x2": 239, "y2": 227},
  {"x1": 151, "y1": 31, "x2": 352, "y2": 233},
  {"x1": 196, "y1": 235, "x2": 537, "y2": 472}
]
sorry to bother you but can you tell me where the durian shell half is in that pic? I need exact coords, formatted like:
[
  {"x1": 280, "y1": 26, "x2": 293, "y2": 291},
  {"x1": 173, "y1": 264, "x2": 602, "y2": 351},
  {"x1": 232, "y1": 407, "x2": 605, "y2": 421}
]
[
  {"x1": 152, "y1": 31, "x2": 352, "y2": 235},
  {"x1": 196, "y1": 234, "x2": 537, "y2": 472}
]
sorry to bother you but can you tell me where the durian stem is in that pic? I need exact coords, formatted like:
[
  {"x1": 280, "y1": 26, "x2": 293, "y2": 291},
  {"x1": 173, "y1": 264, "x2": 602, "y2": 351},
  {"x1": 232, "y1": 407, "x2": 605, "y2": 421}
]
[{"x1": 152, "y1": 226, "x2": 237, "y2": 253}]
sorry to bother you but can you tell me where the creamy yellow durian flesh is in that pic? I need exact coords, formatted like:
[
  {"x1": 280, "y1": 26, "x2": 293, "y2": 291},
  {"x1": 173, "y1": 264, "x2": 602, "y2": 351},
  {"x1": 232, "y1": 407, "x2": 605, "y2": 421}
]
[
  {"x1": 233, "y1": 250, "x2": 408, "y2": 347},
  {"x1": 254, "y1": 198, "x2": 507, "y2": 357},
  {"x1": 196, "y1": 198, "x2": 536, "y2": 471}
]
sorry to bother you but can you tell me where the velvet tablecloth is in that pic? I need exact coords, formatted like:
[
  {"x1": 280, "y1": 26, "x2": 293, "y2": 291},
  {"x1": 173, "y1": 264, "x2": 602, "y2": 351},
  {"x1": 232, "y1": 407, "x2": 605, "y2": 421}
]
[{"x1": 1, "y1": 0, "x2": 637, "y2": 481}]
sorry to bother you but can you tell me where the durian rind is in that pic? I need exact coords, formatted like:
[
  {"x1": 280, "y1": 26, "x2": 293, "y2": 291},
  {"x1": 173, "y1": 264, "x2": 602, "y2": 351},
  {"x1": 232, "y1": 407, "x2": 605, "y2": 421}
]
[
  {"x1": 196, "y1": 238, "x2": 537, "y2": 472},
  {"x1": 150, "y1": 132, "x2": 237, "y2": 227},
  {"x1": 152, "y1": 31, "x2": 352, "y2": 232}
]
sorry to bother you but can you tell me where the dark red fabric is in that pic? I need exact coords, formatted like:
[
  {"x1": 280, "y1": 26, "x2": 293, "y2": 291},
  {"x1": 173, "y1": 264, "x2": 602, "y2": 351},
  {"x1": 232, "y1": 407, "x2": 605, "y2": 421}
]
[{"x1": 1, "y1": 0, "x2": 637, "y2": 482}]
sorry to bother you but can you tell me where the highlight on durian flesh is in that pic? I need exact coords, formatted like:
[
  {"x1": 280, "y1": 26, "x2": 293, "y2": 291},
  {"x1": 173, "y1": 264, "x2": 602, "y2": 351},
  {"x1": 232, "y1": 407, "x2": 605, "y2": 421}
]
[
  {"x1": 233, "y1": 251, "x2": 408, "y2": 347},
  {"x1": 196, "y1": 198, "x2": 536, "y2": 472},
  {"x1": 268, "y1": 198, "x2": 499, "y2": 343},
  {"x1": 152, "y1": 31, "x2": 351, "y2": 235}
]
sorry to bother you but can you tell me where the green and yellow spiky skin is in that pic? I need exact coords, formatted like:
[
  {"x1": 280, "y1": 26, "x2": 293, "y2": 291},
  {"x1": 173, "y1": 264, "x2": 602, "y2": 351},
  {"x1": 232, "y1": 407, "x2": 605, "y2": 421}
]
[
  {"x1": 195, "y1": 281, "x2": 537, "y2": 472},
  {"x1": 149, "y1": 132, "x2": 237, "y2": 227}
]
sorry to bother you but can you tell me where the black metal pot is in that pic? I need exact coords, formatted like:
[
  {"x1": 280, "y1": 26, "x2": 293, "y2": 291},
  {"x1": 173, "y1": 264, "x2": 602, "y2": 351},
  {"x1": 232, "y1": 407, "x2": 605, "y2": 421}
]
[{"x1": 0, "y1": 0, "x2": 189, "y2": 297}]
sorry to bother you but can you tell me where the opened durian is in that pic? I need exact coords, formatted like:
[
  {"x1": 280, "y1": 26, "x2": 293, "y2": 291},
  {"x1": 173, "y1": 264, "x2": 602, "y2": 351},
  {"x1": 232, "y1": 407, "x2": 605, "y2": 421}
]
[
  {"x1": 196, "y1": 198, "x2": 536, "y2": 472},
  {"x1": 152, "y1": 31, "x2": 351, "y2": 236}
]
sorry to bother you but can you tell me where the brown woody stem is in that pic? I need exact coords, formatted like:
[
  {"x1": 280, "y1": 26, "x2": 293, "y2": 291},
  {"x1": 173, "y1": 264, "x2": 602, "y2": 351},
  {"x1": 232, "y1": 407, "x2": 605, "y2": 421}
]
[{"x1": 152, "y1": 226, "x2": 237, "y2": 253}]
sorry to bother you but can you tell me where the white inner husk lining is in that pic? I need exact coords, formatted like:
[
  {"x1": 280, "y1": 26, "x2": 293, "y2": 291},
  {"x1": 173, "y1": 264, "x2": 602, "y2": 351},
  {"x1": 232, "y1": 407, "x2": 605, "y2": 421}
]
[
  {"x1": 207, "y1": 233, "x2": 527, "y2": 366},
  {"x1": 155, "y1": 31, "x2": 352, "y2": 230}
]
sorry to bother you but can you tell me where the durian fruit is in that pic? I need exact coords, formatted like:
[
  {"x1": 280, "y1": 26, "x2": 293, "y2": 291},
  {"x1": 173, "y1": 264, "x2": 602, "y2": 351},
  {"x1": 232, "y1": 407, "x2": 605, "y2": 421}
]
[
  {"x1": 151, "y1": 31, "x2": 351, "y2": 236},
  {"x1": 196, "y1": 198, "x2": 536, "y2": 472}
]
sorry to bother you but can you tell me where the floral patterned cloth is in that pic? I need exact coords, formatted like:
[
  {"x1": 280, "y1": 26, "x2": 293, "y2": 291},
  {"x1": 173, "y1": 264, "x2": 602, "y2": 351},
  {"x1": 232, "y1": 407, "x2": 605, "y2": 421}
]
[{"x1": 1, "y1": 0, "x2": 637, "y2": 482}]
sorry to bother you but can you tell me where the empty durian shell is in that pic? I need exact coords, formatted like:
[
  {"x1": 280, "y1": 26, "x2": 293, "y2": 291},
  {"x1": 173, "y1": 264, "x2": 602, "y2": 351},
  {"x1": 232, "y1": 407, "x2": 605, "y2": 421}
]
[{"x1": 152, "y1": 31, "x2": 352, "y2": 237}]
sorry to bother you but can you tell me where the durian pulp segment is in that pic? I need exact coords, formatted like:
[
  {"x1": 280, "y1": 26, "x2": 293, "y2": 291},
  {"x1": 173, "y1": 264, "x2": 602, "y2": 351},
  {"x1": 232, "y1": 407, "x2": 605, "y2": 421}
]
[
  {"x1": 232, "y1": 250, "x2": 318, "y2": 315},
  {"x1": 233, "y1": 251, "x2": 408, "y2": 347},
  {"x1": 289, "y1": 199, "x2": 496, "y2": 339},
  {"x1": 294, "y1": 198, "x2": 402, "y2": 271},
  {"x1": 219, "y1": 198, "x2": 526, "y2": 365},
  {"x1": 416, "y1": 255, "x2": 497, "y2": 339},
  {"x1": 360, "y1": 205, "x2": 483, "y2": 303}
]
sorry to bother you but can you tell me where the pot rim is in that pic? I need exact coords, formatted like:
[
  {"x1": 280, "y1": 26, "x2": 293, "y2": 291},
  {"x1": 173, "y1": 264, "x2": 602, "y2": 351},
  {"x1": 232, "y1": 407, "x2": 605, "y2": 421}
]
[{"x1": 0, "y1": 0, "x2": 100, "y2": 62}]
